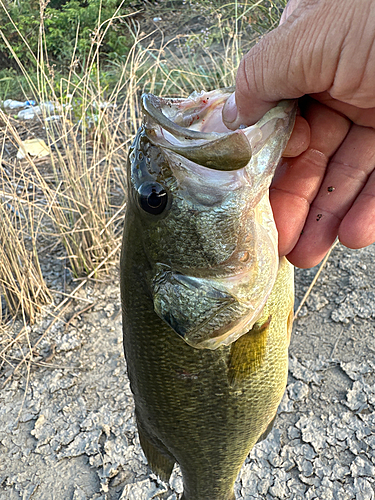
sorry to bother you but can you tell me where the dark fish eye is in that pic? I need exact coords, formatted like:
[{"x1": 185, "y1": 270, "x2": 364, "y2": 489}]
[{"x1": 138, "y1": 182, "x2": 168, "y2": 215}]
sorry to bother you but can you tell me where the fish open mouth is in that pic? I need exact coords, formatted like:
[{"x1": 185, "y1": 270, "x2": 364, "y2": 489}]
[
  {"x1": 142, "y1": 90, "x2": 253, "y2": 171},
  {"x1": 142, "y1": 89, "x2": 295, "y2": 171},
  {"x1": 139, "y1": 89, "x2": 296, "y2": 349}
]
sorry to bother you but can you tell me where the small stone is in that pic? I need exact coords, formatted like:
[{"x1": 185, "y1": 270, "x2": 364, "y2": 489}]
[
  {"x1": 288, "y1": 381, "x2": 309, "y2": 401},
  {"x1": 350, "y1": 456, "x2": 375, "y2": 478},
  {"x1": 353, "y1": 477, "x2": 375, "y2": 500},
  {"x1": 72, "y1": 486, "x2": 87, "y2": 500}
]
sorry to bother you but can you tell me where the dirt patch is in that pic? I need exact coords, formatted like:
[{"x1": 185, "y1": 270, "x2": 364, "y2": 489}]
[{"x1": 1, "y1": 243, "x2": 375, "y2": 499}]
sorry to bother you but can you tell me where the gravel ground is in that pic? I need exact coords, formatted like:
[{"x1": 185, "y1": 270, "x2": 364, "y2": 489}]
[{"x1": 1, "y1": 242, "x2": 375, "y2": 500}]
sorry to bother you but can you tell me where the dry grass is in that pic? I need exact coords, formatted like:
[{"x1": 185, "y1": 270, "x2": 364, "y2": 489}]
[
  {"x1": 0, "y1": 0, "x2": 288, "y2": 381},
  {"x1": 0, "y1": 151, "x2": 52, "y2": 323}
]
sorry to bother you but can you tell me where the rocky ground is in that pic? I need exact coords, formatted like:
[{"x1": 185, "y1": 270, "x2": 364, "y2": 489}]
[{"x1": 1, "y1": 241, "x2": 374, "y2": 500}]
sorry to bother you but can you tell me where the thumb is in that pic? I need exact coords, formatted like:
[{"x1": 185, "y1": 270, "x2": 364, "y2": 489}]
[{"x1": 222, "y1": 0, "x2": 348, "y2": 129}]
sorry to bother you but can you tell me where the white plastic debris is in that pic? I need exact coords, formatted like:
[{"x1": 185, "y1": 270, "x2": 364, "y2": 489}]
[
  {"x1": 92, "y1": 100, "x2": 117, "y2": 110},
  {"x1": 17, "y1": 108, "x2": 38, "y2": 120},
  {"x1": 3, "y1": 99, "x2": 36, "y2": 110},
  {"x1": 45, "y1": 115, "x2": 63, "y2": 122},
  {"x1": 17, "y1": 102, "x2": 56, "y2": 120}
]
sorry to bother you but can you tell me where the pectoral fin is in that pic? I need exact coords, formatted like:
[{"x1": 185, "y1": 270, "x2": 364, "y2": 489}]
[{"x1": 227, "y1": 316, "x2": 271, "y2": 386}]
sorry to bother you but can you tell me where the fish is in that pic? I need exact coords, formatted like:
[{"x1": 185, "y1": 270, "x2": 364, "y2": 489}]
[{"x1": 120, "y1": 88, "x2": 296, "y2": 500}]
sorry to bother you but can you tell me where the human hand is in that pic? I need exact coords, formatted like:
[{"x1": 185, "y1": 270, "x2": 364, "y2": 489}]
[{"x1": 223, "y1": 0, "x2": 375, "y2": 268}]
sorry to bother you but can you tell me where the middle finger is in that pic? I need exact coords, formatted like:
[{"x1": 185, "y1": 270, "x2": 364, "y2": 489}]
[
  {"x1": 271, "y1": 98, "x2": 351, "y2": 260},
  {"x1": 288, "y1": 124, "x2": 375, "y2": 266}
]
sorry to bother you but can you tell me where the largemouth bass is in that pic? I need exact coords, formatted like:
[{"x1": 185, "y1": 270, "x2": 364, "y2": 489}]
[{"x1": 120, "y1": 88, "x2": 296, "y2": 500}]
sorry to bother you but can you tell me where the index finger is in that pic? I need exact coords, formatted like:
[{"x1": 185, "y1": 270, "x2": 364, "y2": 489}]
[{"x1": 270, "y1": 99, "x2": 351, "y2": 260}]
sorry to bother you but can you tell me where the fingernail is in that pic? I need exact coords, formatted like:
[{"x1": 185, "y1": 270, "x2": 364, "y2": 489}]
[{"x1": 223, "y1": 93, "x2": 238, "y2": 123}]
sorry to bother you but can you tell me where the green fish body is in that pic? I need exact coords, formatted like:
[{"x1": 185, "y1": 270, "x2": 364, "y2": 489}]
[{"x1": 121, "y1": 89, "x2": 296, "y2": 500}]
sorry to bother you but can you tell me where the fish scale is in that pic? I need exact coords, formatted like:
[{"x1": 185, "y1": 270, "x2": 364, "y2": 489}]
[{"x1": 121, "y1": 89, "x2": 296, "y2": 499}]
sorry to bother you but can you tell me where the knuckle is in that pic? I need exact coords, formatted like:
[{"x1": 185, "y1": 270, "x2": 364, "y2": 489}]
[{"x1": 237, "y1": 47, "x2": 262, "y2": 98}]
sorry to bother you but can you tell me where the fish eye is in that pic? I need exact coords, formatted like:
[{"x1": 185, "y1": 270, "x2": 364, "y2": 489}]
[{"x1": 138, "y1": 182, "x2": 168, "y2": 215}]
